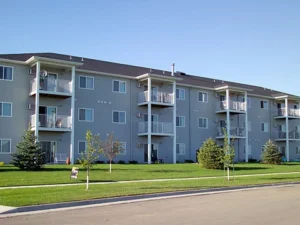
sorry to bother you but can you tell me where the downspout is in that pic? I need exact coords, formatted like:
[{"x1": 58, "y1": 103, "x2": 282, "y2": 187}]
[
  {"x1": 130, "y1": 80, "x2": 133, "y2": 161},
  {"x1": 189, "y1": 88, "x2": 192, "y2": 160}
]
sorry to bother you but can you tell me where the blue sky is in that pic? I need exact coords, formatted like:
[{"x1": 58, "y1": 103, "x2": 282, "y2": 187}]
[{"x1": 1, "y1": 0, "x2": 300, "y2": 95}]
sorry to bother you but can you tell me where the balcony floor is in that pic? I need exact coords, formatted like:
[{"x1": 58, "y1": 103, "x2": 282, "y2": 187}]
[
  {"x1": 274, "y1": 116, "x2": 300, "y2": 120},
  {"x1": 215, "y1": 110, "x2": 246, "y2": 114},
  {"x1": 31, "y1": 127, "x2": 72, "y2": 132},
  {"x1": 216, "y1": 135, "x2": 246, "y2": 139},
  {"x1": 275, "y1": 138, "x2": 300, "y2": 142},
  {"x1": 30, "y1": 90, "x2": 72, "y2": 99},
  {"x1": 138, "y1": 102, "x2": 174, "y2": 107},
  {"x1": 138, "y1": 132, "x2": 174, "y2": 137}
]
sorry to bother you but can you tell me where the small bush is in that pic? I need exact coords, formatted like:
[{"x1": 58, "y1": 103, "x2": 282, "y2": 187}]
[
  {"x1": 261, "y1": 140, "x2": 281, "y2": 165},
  {"x1": 248, "y1": 158, "x2": 258, "y2": 163},
  {"x1": 96, "y1": 160, "x2": 105, "y2": 164},
  {"x1": 0, "y1": 162, "x2": 4, "y2": 166},
  {"x1": 197, "y1": 138, "x2": 224, "y2": 169},
  {"x1": 118, "y1": 160, "x2": 126, "y2": 164},
  {"x1": 128, "y1": 160, "x2": 138, "y2": 164},
  {"x1": 184, "y1": 159, "x2": 194, "y2": 163},
  {"x1": 107, "y1": 160, "x2": 115, "y2": 164}
]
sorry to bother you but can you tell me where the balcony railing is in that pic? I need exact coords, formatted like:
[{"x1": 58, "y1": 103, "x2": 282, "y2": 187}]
[
  {"x1": 138, "y1": 91, "x2": 174, "y2": 104},
  {"x1": 31, "y1": 114, "x2": 72, "y2": 129},
  {"x1": 275, "y1": 131, "x2": 300, "y2": 139},
  {"x1": 30, "y1": 78, "x2": 72, "y2": 94},
  {"x1": 216, "y1": 100, "x2": 246, "y2": 112},
  {"x1": 138, "y1": 122, "x2": 174, "y2": 135},
  {"x1": 217, "y1": 127, "x2": 245, "y2": 137},
  {"x1": 275, "y1": 108, "x2": 300, "y2": 117}
]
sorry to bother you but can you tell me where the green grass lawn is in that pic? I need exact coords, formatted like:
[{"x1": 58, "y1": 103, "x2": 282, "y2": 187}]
[
  {"x1": 1, "y1": 173, "x2": 300, "y2": 207},
  {"x1": 1, "y1": 163, "x2": 300, "y2": 187}
]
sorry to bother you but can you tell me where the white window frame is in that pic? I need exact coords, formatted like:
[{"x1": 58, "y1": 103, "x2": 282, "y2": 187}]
[
  {"x1": 198, "y1": 91, "x2": 208, "y2": 103},
  {"x1": 0, "y1": 102, "x2": 12, "y2": 117},
  {"x1": 112, "y1": 110, "x2": 126, "y2": 124},
  {"x1": 176, "y1": 88, "x2": 185, "y2": 100},
  {"x1": 176, "y1": 143, "x2": 186, "y2": 155},
  {"x1": 242, "y1": 97, "x2": 251, "y2": 108},
  {"x1": 176, "y1": 116, "x2": 185, "y2": 127},
  {"x1": 296, "y1": 146, "x2": 300, "y2": 155},
  {"x1": 260, "y1": 100, "x2": 269, "y2": 109},
  {"x1": 0, "y1": 65, "x2": 13, "y2": 81},
  {"x1": 198, "y1": 117, "x2": 208, "y2": 129},
  {"x1": 78, "y1": 141, "x2": 87, "y2": 154},
  {"x1": 79, "y1": 75, "x2": 94, "y2": 90},
  {"x1": 261, "y1": 122, "x2": 269, "y2": 132},
  {"x1": 0, "y1": 139, "x2": 11, "y2": 154},
  {"x1": 78, "y1": 108, "x2": 94, "y2": 122},
  {"x1": 117, "y1": 142, "x2": 126, "y2": 155},
  {"x1": 112, "y1": 80, "x2": 126, "y2": 93}
]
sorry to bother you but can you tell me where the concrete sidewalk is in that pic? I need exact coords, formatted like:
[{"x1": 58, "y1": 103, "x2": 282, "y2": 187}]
[{"x1": 1, "y1": 171, "x2": 300, "y2": 190}]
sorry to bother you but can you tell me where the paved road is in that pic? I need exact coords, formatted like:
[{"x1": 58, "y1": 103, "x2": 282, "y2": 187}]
[{"x1": 1, "y1": 185, "x2": 300, "y2": 225}]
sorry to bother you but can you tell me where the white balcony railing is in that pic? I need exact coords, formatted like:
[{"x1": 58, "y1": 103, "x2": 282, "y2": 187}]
[
  {"x1": 31, "y1": 114, "x2": 72, "y2": 129},
  {"x1": 216, "y1": 100, "x2": 246, "y2": 112},
  {"x1": 138, "y1": 122, "x2": 174, "y2": 135},
  {"x1": 138, "y1": 91, "x2": 174, "y2": 104},
  {"x1": 275, "y1": 131, "x2": 300, "y2": 139},
  {"x1": 276, "y1": 108, "x2": 300, "y2": 117},
  {"x1": 217, "y1": 127, "x2": 245, "y2": 137},
  {"x1": 30, "y1": 78, "x2": 72, "y2": 94}
]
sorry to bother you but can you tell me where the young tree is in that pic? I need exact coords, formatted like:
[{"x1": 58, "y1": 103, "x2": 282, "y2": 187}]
[
  {"x1": 221, "y1": 128, "x2": 235, "y2": 181},
  {"x1": 79, "y1": 130, "x2": 102, "y2": 190},
  {"x1": 11, "y1": 128, "x2": 45, "y2": 171},
  {"x1": 102, "y1": 132, "x2": 123, "y2": 173},
  {"x1": 262, "y1": 140, "x2": 281, "y2": 165}
]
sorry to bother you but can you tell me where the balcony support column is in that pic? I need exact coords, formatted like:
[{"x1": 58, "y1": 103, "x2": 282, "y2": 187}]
[
  {"x1": 285, "y1": 98, "x2": 289, "y2": 161},
  {"x1": 147, "y1": 77, "x2": 152, "y2": 164},
  {"x1": 226, "y1": 89, "x2": 230, "y2": 145},
  {"x1": 172, "y1": 80, "x2": 177, "y2": 164},
  {"x1": 34, "y1": 62, "x2": 41, "y2": 140},
  {"x1": 70, "y1": 66, "x2": 76, "y2": 164},
  {"x1": 244, "y1": 92, "x2": 248, "y2": 162}
]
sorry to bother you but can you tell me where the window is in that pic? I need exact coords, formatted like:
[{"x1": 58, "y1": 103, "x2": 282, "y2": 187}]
[
  {"x1": 113, "y1": 111, "x2": 126, "y2": 124},
  {"x1": 78, "y1": 141, "x2": 86, "y2": 154},
  {"x1": 261, "y1": 122, "x2": 269, "y2": 132},
  {"x1": 296, "y1": 147, "x2": 300, "y2": 155},
  {"x1": 176, "y1": 143, "x2": 186, "y2": 155},
  {"x1": 113, "y1": 80, "x2": 126, "y2": 93},
  {"x1": 176, "y1": 88, "x2": 185, "y2": 100},
  {"x1": 79, "y1": 76, "x2": 94, "y2": 89},
  {"x1": 78, "y1": 108, "x2": 94, "y2": 122},
  {"x1": 261, "y1": 145, "x2": 265, "y2": 153},
  {"x1": 0, "y1": 139, "x2": 11, "y2": 153},
  {"x1": 115, "y1": 142, "x2": 126, "y2": 155},
  {"x1": 242, "y1": 97, "x2": 251, "y2": 108},
  {"x1": 220, "y1": 120, "x2": 226, "y2": 128},
  {"x1": 0, "y1": 66, "x2": 13, "y2": 81},
  {"x1": 260, "y1": 100, "x2": 268, "y2": 109},
  {"x1": 176, "y1": 116, "x2": 185, "y2": 127},
  {"x1": 198, "y1": 117, "x2": 208, "y2": 129},
  {"x1": 0, "y1": 102, "x2": 12, "y2": 117},
  {"x1": 243, "y1": 121, "x2": 251, "y2": 131},
  {"x1": 294, "y1": 104, "x2": 298, "y2": 109},
  {"x1": 198, "y1": 92, "x2": 208, "y2": 102}
]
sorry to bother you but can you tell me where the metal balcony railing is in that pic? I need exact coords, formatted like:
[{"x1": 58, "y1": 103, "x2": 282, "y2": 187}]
[
  {"x1": 275, "y1": 131, "x2": 300, "y2": 139},
  {"x1": 217, "y1": 126, "x2": 245, "y2": 137},
  {"x1": 31, "y1": 114, "x2": 72, "y2": 129},
  {"x1": 216, "y1": 100, "x2": 246, "y2": 112},
  {"x1": 138, "y1": 122, "x2": 174, "y2": 135},
  {"x1": 138, "y1": 91, "x2": 174, "y2": 104},
  {"x1": 30, "y1": 78, "x2": 72, "y2": 94},
  {"x1": 275, "y1": 108, "x2": 300, "y2": 117}
]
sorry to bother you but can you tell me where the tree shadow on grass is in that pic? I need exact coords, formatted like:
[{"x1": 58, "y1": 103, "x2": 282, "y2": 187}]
[
  {"x1": 232, "y1": 166, "x2": 269, "y2": 171},
  {"x1": 79, "y1": 179, "x2": 116, "y2": 183},
  {"x1": 147, "y1": 170, "x2": 189, "y2": 173}
]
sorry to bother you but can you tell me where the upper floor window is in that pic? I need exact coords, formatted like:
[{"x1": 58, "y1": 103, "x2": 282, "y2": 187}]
[
  {"x1": 78, "y1": 141, "x2": 86, "y2": 154},
  {"x1": 176, "y1": 88, "x2": 185, "y2": 100},
  {"x1": 198, "y1": 92, "x2": 208, "y2": 103},
  {"x1": 296, "y1": 146, "x2": 300, "y2": 155},
  {"x1": 78, "y1": 108, "x2": 94, "y2": 122},
  {"x1": 113, "y1": 111, "x2": 126, "y2": 124},
  {"x1": 0, "y1": 66, "x2": 13, "y2": 81},
  {"x1": 0, "y1": 139, "x2": 11, "y2": 154},
  {"x1": 198, "y1": 117, "x2": 208, "y2": 129},
  {"x1": 176, "y1": 116, "x2": 185, "y2": 127},
  {"x1": 176, "y1": 143, "x2": 186, "y2": 155},
  {"x1": 79, "y1": 76, "x2": 94, "y2": 89},
  {"x1": 260, "y1": 100, "x2": 268, "y2": 109},
  {"x1": 113, "y1": 80, "x2": 126, "y2": 93},
  {"x1": 0, "y1": 102, "x2": 12, "y2": 117},
  {"x1": 261, "y1": 122, "x2": 269, "y2": 132}
]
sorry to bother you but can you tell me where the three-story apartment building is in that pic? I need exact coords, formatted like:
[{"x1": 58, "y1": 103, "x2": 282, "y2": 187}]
[{"x1": 0, "y1": 52, "x2": 299, "y2": 164}]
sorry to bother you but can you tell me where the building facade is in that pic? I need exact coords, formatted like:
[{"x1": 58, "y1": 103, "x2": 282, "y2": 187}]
[{"x1": 0, "y1": 53, "x2": 300, "y2": 164}]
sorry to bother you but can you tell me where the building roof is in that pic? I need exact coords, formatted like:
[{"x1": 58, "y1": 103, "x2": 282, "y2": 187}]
[{"x1": 0, "y1": 52, "x2": 297, "y2": 99}]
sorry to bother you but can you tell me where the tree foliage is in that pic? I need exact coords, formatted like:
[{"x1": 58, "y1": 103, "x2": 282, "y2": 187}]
[
  {"x1": 11, "y1": 128, "x2": 45, "y2": 171},
  {"x1": 261, "y1": 140, "x2": 281, "y2": 165}
]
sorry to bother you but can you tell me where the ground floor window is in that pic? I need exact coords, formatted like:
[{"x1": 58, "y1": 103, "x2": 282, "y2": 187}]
[
  {"x1": 176, "y1": 143, "x2": 185, "y2": 155},
  {"x1": 0, "y1": 139, "x2": 11, "y2": 153}
]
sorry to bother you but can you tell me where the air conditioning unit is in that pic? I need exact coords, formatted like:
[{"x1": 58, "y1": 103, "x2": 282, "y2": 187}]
[
  {"x1": 137, "y1": 82, "x2": 142, "y2": 88},
  {"x1": 136, "y1": 143, "x2": 142, "y2": 148},
  {"x1": 273, "y1": 124, "x2": 278, "y2": 128},
  {"x1": 137, "y1": 112, "x2": 142, "y2": 118},
  {"x1": 29, "y1": 68, "x2": 36, "y2": 75},
  {"x1": 215, "y1": 93, "x2": 219, "y2": 98},
  {"x1": 28, "y1": 104, "x2": 35, "y2": 110}
]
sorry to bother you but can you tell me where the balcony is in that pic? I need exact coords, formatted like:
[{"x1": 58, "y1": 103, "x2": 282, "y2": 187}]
[
  {"x1": 216, "y1": 100, "x2": 246, "y2": 113},
  {"x1": 31, "y1": 114, "x2": 72, "y2": 132},
  {"x1": 30, "y1": 78, "x2": 72, "y2": 98},
  {"x1": 138, "y1": 91, "x2": 174, "y2": 107},
  {"x1": 275, "y1": 131, "x2": 300, "y2": 141},
  {"x1": 138, "y1": 122, "x2": 174, "y2": 136},
  {"x1": 274, "y1": 108, "x2": 300, "y2": 119},
  {"x1": 216, "y1": 127, "x2": 246, "y2": 139}
]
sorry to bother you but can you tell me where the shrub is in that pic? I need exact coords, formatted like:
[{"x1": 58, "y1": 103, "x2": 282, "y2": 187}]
[
  {"x1": 0, "y1": 162, "x2": 4, "y2": 166},
  {"x1": 261, "y1": 140, "x2": 281, "y2": 165},
  {"x1": 184, "y1": 159, "x2": 194, "y2": 163},
  {"x1": 96, "y1": 160, "x2": 105, "y2": 164},
  {"x1": 128, "y1": 160, "x2": 138, "y2": 164},
  {"x1": 197, "y1": 138, "x2": 224, "y2": 169},
  {"x1": 107, "y1": 160, "x2": 115, "y2": 164},
  {"x1": 248, "y1": 158, "x2": 258, "y2": 163},
  {"x1": 118, "y1": 160, "x2": 126, "y2": 164}
]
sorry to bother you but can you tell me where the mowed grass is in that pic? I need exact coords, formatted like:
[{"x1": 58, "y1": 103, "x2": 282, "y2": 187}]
[
  {"x1": 1, "y1": 173, "x2": 300, "y2": 207},
  {"x1": 1, "y1": 163, "x2": 300, "y2": 187}
]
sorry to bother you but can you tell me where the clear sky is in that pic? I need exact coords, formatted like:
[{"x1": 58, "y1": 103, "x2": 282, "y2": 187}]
[{"x1": 1, "y1": 0, "x2": 300, "y2": 95}]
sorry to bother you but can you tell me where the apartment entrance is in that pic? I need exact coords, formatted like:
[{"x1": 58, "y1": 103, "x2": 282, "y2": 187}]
[
  {"x1": 40, "y1": 141, "x2": 57, "y2": 163},
  {"x1": 144, "y1": 144, "x2": 158, "y2": 163},
  {"x1": 40, "y1": 73, "x2": 58, "y2": 92},
  {"x1": 39, "y1": 106, "x2": 57, "y2": 128}
]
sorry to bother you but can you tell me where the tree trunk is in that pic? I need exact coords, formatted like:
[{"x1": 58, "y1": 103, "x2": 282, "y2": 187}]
[
  {"x1": 110, "y1": 160, "x2": 112, "y2": 173},
  {"x1": 86, "y1": 169, "x2": 89, "y2": 190},
  {"x1": 227, "y1": 166, "x2": 230, "y2": 181}
]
